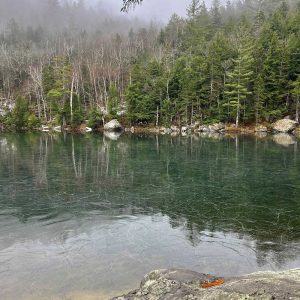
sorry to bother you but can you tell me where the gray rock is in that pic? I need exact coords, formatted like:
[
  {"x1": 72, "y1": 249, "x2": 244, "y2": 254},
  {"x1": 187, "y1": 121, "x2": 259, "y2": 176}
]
[
  {"x1": 111, "y1": 268, "x2": 300, "y2": 300},
  {"x1": 198, "y1": 125, "x2": 210, "y2": 132},
  {"x1": 181, "y1": 126, "x2": 190, "y2": 133},
  {"x1": 255, "y1": 125, "x2": 268, "y2": 132},
  {"x1": 208, "y1": 122, "x2": 225, "y2": 132},
  {"x1": 272, "y1": 119, "x2": 298, "y2": 133},
  {"x1": 104, "y1": 119, "x2": 123, "y2": 132},
  {"x1": 171, "y1": 125, "x2": 180, "y2": 132},
  {"x1": 199, "y1": 123, "x2": 225, "y2": 133}
]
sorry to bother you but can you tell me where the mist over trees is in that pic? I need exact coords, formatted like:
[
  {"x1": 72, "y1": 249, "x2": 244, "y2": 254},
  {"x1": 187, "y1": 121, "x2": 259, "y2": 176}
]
[{"x1": 0, "y1": 0, "x2": 300, "y2": 130}]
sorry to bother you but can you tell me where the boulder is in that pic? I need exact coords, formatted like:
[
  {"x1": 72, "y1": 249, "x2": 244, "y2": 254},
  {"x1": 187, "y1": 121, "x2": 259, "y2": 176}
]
[
  {"x1": 171, "y1": 125, "x2": 180, "y2": 132},
  {"x1": 104, "y1": 119, "x2": 122, "y2": 132},
  {"x1": 198, "y1": 125, "x2": 210, "y2": 132},
  {"x1": 255, "y1": 125, "x2": 268, "y2": 132},
  {"x1": 208, "y1": 122, "x2": 225, "y2": 132},
  {"x1": 198, "y1": 122, "x2": 225, "y2": 133},
  {"x1": 272, "y1": 119, "x2": 298, "y2": 133},
  {"x1": 160, "y1": 127, "x2": 171, "y2": 134},
  {"x1": 112, "y1": 268, "x2": 300, "y2": 300},
  {"x1": 181, "y1": 126, "x2": 189, "y2": 133}
]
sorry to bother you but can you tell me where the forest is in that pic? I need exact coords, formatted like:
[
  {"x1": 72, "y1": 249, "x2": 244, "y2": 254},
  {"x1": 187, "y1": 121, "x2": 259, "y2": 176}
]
[{"x1": 0, "y1": 0, "x2": 300, "y2": 130}]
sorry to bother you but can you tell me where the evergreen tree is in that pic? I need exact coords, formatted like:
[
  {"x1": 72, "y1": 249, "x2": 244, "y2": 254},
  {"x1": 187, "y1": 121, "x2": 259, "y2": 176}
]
[
  {"x1": 225, "y1": 28, "x2": 254, "y2": 127},
  {"x1": 291, "y1": 76, "x2": 300, "y2": 122}
]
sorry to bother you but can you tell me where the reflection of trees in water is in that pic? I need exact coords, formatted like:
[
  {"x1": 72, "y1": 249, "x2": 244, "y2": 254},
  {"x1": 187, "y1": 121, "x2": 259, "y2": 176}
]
[{"x1": 0, "y1": 133, "x2": 300, "y2": 267}]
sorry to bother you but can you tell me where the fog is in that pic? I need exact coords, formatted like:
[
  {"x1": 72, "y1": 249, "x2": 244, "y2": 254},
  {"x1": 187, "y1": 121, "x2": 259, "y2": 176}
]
[
  {"x1": 0, "y1": 0, "x2": 197, "y2": 39},
  {"x1": 90, "y1": 0, "x2": 191, "y2": 22},
  {"x1": 0, "y1": 0, "x2": 191, "y2": 29}
]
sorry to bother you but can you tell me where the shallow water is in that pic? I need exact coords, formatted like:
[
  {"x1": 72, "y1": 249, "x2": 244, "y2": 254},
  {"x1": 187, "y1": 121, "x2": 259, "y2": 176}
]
[{"x1": 0, "y1": 132, "x2": 299, "y2": 299}]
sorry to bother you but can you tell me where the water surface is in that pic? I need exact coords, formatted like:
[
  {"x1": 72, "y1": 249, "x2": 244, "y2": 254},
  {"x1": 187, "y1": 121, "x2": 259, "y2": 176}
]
[{"x1": 0, "y1": 133, "x2": 299, "y2": 299}]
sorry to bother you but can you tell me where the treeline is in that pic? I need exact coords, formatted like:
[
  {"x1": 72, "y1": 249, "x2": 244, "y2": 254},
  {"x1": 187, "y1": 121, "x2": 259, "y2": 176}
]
[
  {"x1": 0, "y1": 0, "x2": 300, "y2": 130},
  {"x1": 126, "y1": 0, "x2": 300, "y2": 127},
  {"x1": 0, "y1": 0, "x2": 158, "y2": 129}
]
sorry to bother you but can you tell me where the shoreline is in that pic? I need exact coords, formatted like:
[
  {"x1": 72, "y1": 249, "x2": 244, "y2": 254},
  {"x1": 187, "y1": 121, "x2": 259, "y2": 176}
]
[
  {"x1": 111, "y1": 268, "x2": 300, "y2": 299},
  {"x1": 1, "y1": 120, "x2": 300, "y2": 140}
]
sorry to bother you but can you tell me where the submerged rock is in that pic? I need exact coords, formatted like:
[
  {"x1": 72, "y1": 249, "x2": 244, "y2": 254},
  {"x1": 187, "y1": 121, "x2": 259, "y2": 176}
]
[
  {"x1": 273, "y1": 133, "x2": 296, "y2": 146},
  {"x1": 104, "y1": 119, "x2": 123, "y2": 132},
  {"x1": 272, "y1": 119, "x2": 298, "y2": 133},
  {"x1": 199, "y1": 132, "x2": 223, "y2": 140},
  {"x1": 112, "y1": 268, "x2": 300, "y2": 300},
  {"x1": 104, "y1": 131, "x2": 122, "y2": 141}
]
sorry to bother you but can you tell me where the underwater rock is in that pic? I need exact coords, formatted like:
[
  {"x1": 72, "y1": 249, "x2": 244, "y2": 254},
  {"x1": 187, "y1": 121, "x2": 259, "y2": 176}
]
[
  {"x1": 273, "y1": 133, "x2": 296, "y2": 146},
  {"x1": 104, "y1": 131, "x2": 122, "y2": 140}
]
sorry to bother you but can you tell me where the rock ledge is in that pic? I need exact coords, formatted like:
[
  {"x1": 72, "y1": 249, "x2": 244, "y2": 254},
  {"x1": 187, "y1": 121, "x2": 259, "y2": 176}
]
[{"x1": 111, "y1": 268, "x2": 300, "y2": 300}]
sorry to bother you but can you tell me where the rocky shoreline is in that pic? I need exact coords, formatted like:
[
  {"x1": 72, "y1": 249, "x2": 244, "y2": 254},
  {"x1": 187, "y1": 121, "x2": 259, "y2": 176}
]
[
  {"x1": 1, "y1": 118, "x2": 300, "y2": 142},
  {"x1": 125, "y1": 118, "x2": 299, "y2": 136},
  {"x1": 111, "y1": 268, "x2": 300, "y2": 300}
]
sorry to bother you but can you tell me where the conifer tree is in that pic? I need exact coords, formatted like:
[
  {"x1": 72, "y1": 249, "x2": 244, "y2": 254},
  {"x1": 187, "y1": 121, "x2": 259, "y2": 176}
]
[
  {"x1": 225, "y1": 29, "x2": 254, "y2": 127},
  {"x1": 291, "y1": 76, "x2": 300, "y2": 123}
]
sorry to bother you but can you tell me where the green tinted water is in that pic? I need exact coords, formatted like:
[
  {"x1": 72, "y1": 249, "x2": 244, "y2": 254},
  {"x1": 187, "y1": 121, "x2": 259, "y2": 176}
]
[{"x1": 0, "y1": 133, "x2": 299, "y2": 299}]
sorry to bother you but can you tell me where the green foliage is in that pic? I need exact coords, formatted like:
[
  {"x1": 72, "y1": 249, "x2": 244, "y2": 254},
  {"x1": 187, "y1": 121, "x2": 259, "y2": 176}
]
[
  {"x1": 87, "y1": 108, "x2": 102, "y2": 128},
  {"x1": 3, "y1": 0, "x2": 300, "y2": 129},
  {"x1": 6, "y1": 96, "x2": 30, "y2": 130},
  {"x1": 4, "y1": 96, "x2": 41, "y2": 130},
  {"x1": 27, "y1": 114, "x2": 41, "y2": 129},
  {"x1": 108, "y1": 84, "x2": 119, "y2": 119},
  {"x1": 224, "y1": 28, "x2": 254, "y2": 126}
]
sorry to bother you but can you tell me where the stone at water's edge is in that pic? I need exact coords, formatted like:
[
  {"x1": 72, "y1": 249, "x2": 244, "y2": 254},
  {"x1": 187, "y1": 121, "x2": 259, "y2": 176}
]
[
  {"x1": 272, "y1": 119, "x2": 298, "y2": 133},
  {"x1": 198, "y1": 123, "x2": 225, "y2": 133},
  {"x1": 111, "y1": 268, "x2": 300, "y2": 300},
  {"x1": 255, "y1": 124, "x2": 268, "y2": 132},
  {"x1": 104, "y1": 119, "x2": 123, "y2": 132}
]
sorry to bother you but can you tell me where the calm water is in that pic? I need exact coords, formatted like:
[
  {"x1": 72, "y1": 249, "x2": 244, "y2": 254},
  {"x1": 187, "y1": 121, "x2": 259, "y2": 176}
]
[{"x1": 0, "y1": 132, "x2": 300, "y2": 299}]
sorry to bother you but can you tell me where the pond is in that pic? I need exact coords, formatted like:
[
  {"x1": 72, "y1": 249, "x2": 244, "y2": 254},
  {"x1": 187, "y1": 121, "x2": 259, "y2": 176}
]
[{"x1": 0, "y1": 132, "x2": 299, "y2": 299}]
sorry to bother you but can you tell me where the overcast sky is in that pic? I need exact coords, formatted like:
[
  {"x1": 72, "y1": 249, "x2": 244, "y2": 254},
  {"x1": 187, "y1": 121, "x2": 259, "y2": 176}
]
[{"x1": 90, "y1": 0, "x2": 191, "y2": 22}]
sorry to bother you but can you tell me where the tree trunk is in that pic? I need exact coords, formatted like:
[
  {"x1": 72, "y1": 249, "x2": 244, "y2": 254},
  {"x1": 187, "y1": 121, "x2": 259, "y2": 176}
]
[
  {"x1": 70, "y1": 74, "x2": 75, "y2": 123},
  {"x1": 296, "y1": 95, "x2": 299, "y2": 123}
]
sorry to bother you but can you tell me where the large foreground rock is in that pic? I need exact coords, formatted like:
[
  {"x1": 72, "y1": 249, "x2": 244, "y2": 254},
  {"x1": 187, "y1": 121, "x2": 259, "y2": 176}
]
[
  {"x1": 272, "y1": 119, "x2": 298, "y2": 133},
  {"x1": 112, "y1": 268, "x2": 300, "y2": 300},
  {"x1": 104, "y1": 119, "x2": 123, "y2": 131}
]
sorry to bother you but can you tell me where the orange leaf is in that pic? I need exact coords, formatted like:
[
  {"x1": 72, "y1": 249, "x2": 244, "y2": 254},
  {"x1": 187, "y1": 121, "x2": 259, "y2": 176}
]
[{"x1": 200, "y1": 279, "x2": 225, "y2": 288}]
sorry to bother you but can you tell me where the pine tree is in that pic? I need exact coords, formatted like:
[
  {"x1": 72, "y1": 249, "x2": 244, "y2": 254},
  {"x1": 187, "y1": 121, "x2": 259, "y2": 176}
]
[
  {"x1": 291, "y1": 76, "x2": 300, "y2": 123},
  {"x1": 225, "y1": 29, "x2": 254, "y2": 127},
  {"x1": 187, "y1": 0, "x2": 201, "y2": 19},
  {"x1": 253, "y1": 74, "x2": 266, "y2": 124}
]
